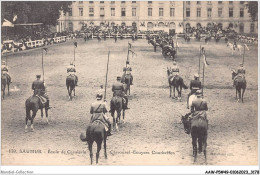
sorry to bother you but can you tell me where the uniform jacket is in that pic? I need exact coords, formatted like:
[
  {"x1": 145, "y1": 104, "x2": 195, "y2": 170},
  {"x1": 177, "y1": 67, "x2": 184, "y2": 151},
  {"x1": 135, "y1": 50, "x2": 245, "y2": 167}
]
[
  {"x1": 190, "y1": 80, "x2": 202, "y2": 93},
  {"x1": 112, "y1": 81, "x2": 124, "y2": 96},
  {"x1": 191, "y1": 98, "x2": 208, "y2": 113},
  {"x1": 171, "y1": 65, "x2": 179, "y2": 72},
  {"x1": 90, "y1": 100, "x2": 108, "y2": 124},
  {"x1": 32, "y1": 79, "x2": 45, "y2": 95},
  {"x1": 237, "y1": 67, "x2": 245, "y2": 75}
]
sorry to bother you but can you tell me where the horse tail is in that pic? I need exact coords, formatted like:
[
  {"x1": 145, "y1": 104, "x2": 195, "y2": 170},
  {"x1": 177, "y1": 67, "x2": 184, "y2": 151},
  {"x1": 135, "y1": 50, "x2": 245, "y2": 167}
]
[{"x1": 182, "y1": 79, "x2": 188, "y2": 89}]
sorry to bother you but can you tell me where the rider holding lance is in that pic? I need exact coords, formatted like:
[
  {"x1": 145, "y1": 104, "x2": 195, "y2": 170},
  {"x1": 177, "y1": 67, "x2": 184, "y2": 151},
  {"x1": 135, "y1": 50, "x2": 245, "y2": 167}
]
[
  {"x1": 171, "y1": 60, "x2": 179, "y2": 76},
  {"x1": 32, "y1": 74, "x2": 51, "y2": 109},
  {"x1": 1, "y1": 61, "x2": 12, "y2": 83},
  {"x1": 90, "y1": 92, "x2": 113, "y2": 136},
  {"x1": 122, "y1": 61, "x2": 133, "y2": 85},
  {"x1": 187, "y1": 73, "x2": 202, "y2": 109},
  {"x1": 67, "y1": 61, "x2": 78, "y2": 86},
  {"x1": 233, "y1": 63, "x2": 246, "y2": 86}
]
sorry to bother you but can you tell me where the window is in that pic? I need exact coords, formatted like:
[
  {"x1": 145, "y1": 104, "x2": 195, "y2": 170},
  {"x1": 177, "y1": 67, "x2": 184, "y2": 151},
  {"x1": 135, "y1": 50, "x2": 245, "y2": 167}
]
[
  {"x1": 218, "y1": 1, "x2": 222, "y2": 4},
  {"x1": 170, "y1": 8, "x2": 175, "y2": 17},
  {"x1": 218, "y1": 8, "x2": 222, "y2": 17},
  {"x1": 159, "y1": 8, "x2": 164, "y2": 16},
  {"x1": 148, "y1": 8, "x2": 152, "y2": 16},
  {"x1": 100, "y1": 1, "x2": 104, "y2": 3},
  {"x1": 186, "y1": 8, "x2": 190, "y2": 17},
  {"x1": 132, "y1": 8, "x2": 136, "y2": 16},
  {"x1": 111, "y1": 8, "x2": 115, "y2": 16},
  {"x1": 229, "y1": 8, "x2": 233, "y2": 17},
  {"x1": 111, "y1": 1, "x2": 115, "y2": 4},
  {"x1": 240, "y1": 1, "x2": 245, "y2": 4},
  {"x1": 68, "y1": 8, "x2": 72, "y2": 16},
  {"x1": 132, "y1": 1, "x2": 136, "y2": 3},
  {"x1": 207, "y1": 8, "x2": 212, "y2": 17},
  {"x1": 79, "y1": 8, "x2": 83, "y2": 16},
  {"x1": 239, "y1": 23, "x2": 244, "y2": 33},
  {"x1": 207, "y1": 1, "x2": 212, "y2": 5},
  {"x1": 100, "y1": 8, "x2": 104, "y2": 17},
  {"x1": 240, "y1": 8, "x2": 244, "y2": 17},
  {"x1": 89, "y1": 8, "x2": 94, "y2": 17},
  {"x1": 250, "y1": 23, "x2": 255, "y2": 33},
  {"x1": 78, "y1": 1, "x2": 83, "y2": 4},
  {"x1": 229, "y1": 1, "x2": 233, "y2": 4},
  {"x1": 121, "y1": 1, "x2": 125, "y2": 3},
  {"x1": 121, "y1": 8, "x2": 126, "y2": 16},
  {"x1": 197, "y1": 1, "x2": 201, "y2": 5},
  {"x1": 89, "y1": 1, "x2": 93, "y2": 3},
  {"x1": 148, "y1": 1, "x2": 152, "y2": 3},
  {"x1": 68, "y1": 22, "x2": 73, "y2": 31},
  {"x1": 197, "y1": 8, "x2": 201, "y2": 17},
  {"x1": 186, "y1": 1, "x2": 190, "y2": 5}
]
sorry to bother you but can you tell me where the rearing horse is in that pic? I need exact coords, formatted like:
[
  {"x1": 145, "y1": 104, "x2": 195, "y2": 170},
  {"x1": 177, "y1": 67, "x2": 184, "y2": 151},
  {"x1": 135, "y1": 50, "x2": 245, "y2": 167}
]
[
  {"x1": 167, "y1": 68, "x2": 188, "y2": 101},
  {"x1": 232, "y1": 70, "x2": 246, "y2": 103},
  {"x1": 1, "y1": 73, "x2": 11, "y2": 99},
  {"x1": 66, "y1": 75, "x2": 77, "y2": 100}
]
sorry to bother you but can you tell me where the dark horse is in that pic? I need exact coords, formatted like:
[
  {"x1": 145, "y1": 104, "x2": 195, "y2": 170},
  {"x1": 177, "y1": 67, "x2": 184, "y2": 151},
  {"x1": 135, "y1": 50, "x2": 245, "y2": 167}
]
[
  {"x1": 167, "y1": 68, "x2": 188, "y2": 101},
  {"x1": 110, "y1": 96, "x2": 125, "y2": 131},
  {"x1": 232, "y1": 71, "x2": 246, "y2": 102},
  {"x1": 80, "y1": 121, "x2": 107, "y2": 164},
  {"x1": 1, "y1": 73, "x2": 11, "y2": 99},
  {"x1": 66, "y1": 75, "x2": 77, "y2": 101},
  {"x1": 25, "y1": 95, "x2": 49, "y2": 132},
  {"x1": 181, "y1": 113, "x2": 208, "y2": 163}
]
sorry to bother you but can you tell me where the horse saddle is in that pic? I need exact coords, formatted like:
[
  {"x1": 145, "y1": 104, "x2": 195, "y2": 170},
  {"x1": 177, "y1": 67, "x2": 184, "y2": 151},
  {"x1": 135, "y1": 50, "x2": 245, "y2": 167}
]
[
  {"x1": 92, "y1": 120, "x2": 108, "y2": 132},
  {"x1": 192, "y1": 111, "x2": 207, "y2": 121},
  {"x1": 35, "y1": 95, "x2": 47, "y2": 106},
  {"x1": 170, "y1": 75, "x2": 180, "y2": 82}
]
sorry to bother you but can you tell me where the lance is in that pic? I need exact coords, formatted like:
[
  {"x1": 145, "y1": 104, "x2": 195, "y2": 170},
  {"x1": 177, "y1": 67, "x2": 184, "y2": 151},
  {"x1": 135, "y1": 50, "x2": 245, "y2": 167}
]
[
  {"x1": 242, "y1": 44, "x2": 245, "y2": 64},
  {"x1": 104, "y1": 51, "x2": 110, "y2": 101},
  {"x1": 202, "y1": 50, "x2": 206, "y2": 97},
  {"x1": 42, "y1": 48, "x2": 45, "y2": 82},
  {"x1": 199, "y1": 44, "x2": 201, "y2": 76},
  {"x1": 73, "y1": 42, "x2": 77, "y2": 67}
]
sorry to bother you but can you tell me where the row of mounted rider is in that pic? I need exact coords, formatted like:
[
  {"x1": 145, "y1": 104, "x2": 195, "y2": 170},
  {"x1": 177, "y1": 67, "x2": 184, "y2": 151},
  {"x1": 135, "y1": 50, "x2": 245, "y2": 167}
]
[
  {"x1": 146, "y1": 34, "x2": 177, "y2": 60},
  {"x1": 184, "y1": 33, "x2": 222, "y2": 43},
  {"x1": 84, "y1": 32, "x2": 139, "y2": 42},
  {"x1": 79, "y1": 61, "x2": 134, "y2": 164}
]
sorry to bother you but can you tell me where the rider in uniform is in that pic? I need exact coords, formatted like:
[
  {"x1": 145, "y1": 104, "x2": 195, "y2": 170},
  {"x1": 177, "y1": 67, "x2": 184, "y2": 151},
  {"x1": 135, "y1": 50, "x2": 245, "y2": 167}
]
[
  {"x1": 90, "y1": 93, "x2": 112, "y2": 136},
  {"x1": 1, "y1": 61, "x2": 12, "y2": 83},
  {"x1": 184, "y1": 90, "x2": 208, "y2": 134},
  {"x1": 111, "y1": 76, "x2": 130, "y2": 110},
  {"x1": 187, "y1": 73, "x2": 202, "y2": 109},
  {"x1": 233, "y1": 41, "x2": 237, "y2": 50},
  {"x1": 122, "y1": 61, "x2": 133, "y2": 85},
  {"x1": 67, "y1": 61, "x2": 78, "y2": 86},
  {"x1": 233, "y1": 63, "x2": 246, "y2": 86},
  {"x1": 171, "y1": 60, "x2": 179, "y2": 76},
  {"x1": 32, "y1": 75, "x2": 51, "y2": 109}
]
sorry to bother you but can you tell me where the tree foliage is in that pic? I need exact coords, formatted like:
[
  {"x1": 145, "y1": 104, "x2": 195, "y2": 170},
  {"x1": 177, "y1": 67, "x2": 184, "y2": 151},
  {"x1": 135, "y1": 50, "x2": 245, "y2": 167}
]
[
  {"x1": 247, "y1": 1, "x2": 258, "y2": 21},
  {"x1": 1, "y1": 1, "x2": 72, "y2": 25}
]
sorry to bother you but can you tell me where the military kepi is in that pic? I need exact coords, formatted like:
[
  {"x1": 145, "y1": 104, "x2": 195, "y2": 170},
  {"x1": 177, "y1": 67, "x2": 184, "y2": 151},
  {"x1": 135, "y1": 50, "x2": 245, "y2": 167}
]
[
  {"x1": 117, "y1": 76, "x2": 121, "y2": 80},
  {"x1": 36, "y1": 75, "x2": 41, "y2": 78}
]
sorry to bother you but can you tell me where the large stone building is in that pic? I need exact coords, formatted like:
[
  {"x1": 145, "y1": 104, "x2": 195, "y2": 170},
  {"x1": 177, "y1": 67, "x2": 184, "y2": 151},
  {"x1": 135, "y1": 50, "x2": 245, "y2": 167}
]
[{"x1": 57, "y1": 1, "x2": 257, "y2": 34}]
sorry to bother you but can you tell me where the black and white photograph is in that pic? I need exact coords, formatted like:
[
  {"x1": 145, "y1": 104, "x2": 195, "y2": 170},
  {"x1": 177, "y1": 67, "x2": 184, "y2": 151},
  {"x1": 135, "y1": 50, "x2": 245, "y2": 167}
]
[{"x1": 1, "y1": 0, "x2": 259, "y2": 173}]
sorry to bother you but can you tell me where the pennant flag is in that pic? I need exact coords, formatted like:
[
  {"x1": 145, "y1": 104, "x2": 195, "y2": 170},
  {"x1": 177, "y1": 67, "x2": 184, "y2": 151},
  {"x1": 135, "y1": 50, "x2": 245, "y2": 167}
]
[
  {"x1": 74, "y1": 42, "x2": 77, "y2": 48},
  {"x1": 2, "y1": 19, "x2": 14, "y2": 27},
  {"x1": 43, "y1": 48, "x2": 48, "y2": 55},
  {"x1": 128, "y1": 42, "x2": 132, "y2": 48},
  {"x1": 13, "y1": 15, "x2": 17, "y2": 22},
  {"x1": 203, "y1": 53, "x2": 209, "y2": 67}
]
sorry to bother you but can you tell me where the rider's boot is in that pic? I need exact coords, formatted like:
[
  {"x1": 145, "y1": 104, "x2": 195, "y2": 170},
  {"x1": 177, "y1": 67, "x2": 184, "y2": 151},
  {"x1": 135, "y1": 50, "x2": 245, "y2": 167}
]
[
  {"x1": 46, "y1": 100, "x2": 51, "y2": 109},
  {"x1": 107, "y1": 124, "x2": 113, "y2": 136}
]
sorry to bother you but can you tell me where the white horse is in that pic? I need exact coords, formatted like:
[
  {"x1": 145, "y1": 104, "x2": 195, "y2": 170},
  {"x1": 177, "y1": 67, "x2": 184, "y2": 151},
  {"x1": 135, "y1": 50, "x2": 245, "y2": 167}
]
[
  {"x1": 227, "y1": 42, "x2": 249, "y2": 55},
  {"x1": 188, "y1": 94, "x2": 197, "y2": 109}
]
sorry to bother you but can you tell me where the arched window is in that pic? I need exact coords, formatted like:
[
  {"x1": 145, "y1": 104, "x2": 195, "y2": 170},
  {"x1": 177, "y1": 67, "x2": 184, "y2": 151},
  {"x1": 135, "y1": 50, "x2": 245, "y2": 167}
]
[
  {"x1": 239, "y1": 23, "x2": 244, "y2": 33},
  {"x1": 68, "y1": 22, "x2": 73, "y2": 31},
  {"x1": 158, "y1": 22, "x2": 165, "y2": 27},
  {"x1": 147, "y1": 22, "x2": 154, "y2": 29},
  {"x1": 197, "y1": 23, "x2": 201, "y2": 29},
  {"x1": 250, "y1": 23, "x2": 255, "y2": 33},
  {"x1": 169, "y1": 22, "x2": 176, "y2": 29}
]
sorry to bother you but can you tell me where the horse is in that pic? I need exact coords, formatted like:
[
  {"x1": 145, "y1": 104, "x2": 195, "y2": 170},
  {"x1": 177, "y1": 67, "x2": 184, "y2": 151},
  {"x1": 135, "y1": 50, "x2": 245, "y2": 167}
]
[
  {"x1": 80, "y1": 121, "x2": 107, "y2": 165},
  {"x1": 25, "y1": 95, "x2": 49, "y2": 132},
  {"x1": 1, "y1": 73, "x2": 11, "y2": 99},
  {"x1": 167, "y1": 68, "x2": 188, "y2": 101},
  {"x1": 181, "y1": 112, "x2": 208, "y2": 163},
  {"x1": 232, "y1": 70, "x2": 246, "y2": 103},
  {"x1": 110, "y1": 96, "x2": 125, "y2": 131},
  {"x1": 188, "y1": 94, "x2": 197, "y2": 109},
  {"x1": 227, "y1": 42, "x2": 249, "y2": 55},
  {"x1": 66, "y1": 75, "x2": 77, "y2": 101}
]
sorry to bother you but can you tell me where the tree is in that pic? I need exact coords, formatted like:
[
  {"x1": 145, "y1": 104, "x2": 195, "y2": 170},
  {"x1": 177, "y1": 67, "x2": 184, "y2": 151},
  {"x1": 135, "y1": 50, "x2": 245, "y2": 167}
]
[
  {"x1": 1, "y1": 1, "x2": 72, "y2": 25},
  {"x1": 247, "y1": 1, "x2": 258, "y2": 21}
]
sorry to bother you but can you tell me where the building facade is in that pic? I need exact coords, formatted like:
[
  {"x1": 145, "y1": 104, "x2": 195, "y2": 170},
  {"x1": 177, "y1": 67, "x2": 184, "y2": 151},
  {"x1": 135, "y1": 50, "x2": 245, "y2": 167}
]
[{"x1": 57, "y1": 1, "x2": 257, "y2": 34}]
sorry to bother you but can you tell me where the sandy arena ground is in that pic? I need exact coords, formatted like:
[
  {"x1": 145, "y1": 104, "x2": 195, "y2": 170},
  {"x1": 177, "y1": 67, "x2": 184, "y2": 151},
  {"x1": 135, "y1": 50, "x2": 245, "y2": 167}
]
[{"x1": 1, "y1": 38, "x2": 258, "y2": 165}]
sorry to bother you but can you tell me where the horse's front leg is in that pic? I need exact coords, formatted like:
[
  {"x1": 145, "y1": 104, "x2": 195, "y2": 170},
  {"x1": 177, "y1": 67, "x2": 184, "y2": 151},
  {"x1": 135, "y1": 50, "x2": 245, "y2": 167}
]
[
  {"x1": 67, "y1": 86, "x2": 71, "y2": 100},
  {"x1": 25, "y1": 116, "x2": 29, "y2": 133},
  {"x1": 173, "y1": 86, "x2": 176, "y2": 99},
  {"x1": 41, "y1": 108, "x2": 43, "y2": 118},
  {"x1": 242, "y1": 88, "x2": 245, "y2": 103},
  {"x1": 45, "y1": 108, "x2": 49, "y2": 124},
  {"x1": 31, "y1": 112, "x2": 37, "y2": 132},
  {"x1": 7, "y1": 83, "x2": 10, "y2": 95},
  {"x1": 169, "y1": 85, "x2": 172, "y2": 97},
  {"x1": 88, "y1": 141, "x2": 94, "y2": 165},
  {"x1": 74, "y1": 87, "x2": 75, "y2": 96}
]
